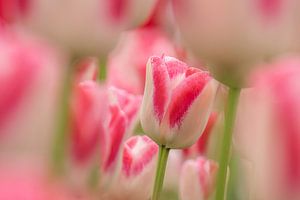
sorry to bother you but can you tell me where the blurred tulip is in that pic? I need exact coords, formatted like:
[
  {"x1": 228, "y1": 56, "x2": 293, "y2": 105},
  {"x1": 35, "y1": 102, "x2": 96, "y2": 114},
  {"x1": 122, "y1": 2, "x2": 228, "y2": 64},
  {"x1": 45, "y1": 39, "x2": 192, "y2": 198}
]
[
  {"x1": 235, "y1": 57, "x2": 300, "y2": 200},
  {"x1": 0, "y1": 28, "x2": 64, "y2": 163},
  {"x1": 106, "y1": 135, "x2": 158, "y2": 200},
  {"x1": 172, "y1": 0, "x2": 297, "y2": 87},
  {"x1": 70, "y1": 81, "x2": 108, "y2": 165},
  {"x1": 107, "y1": 27, "x2": 176, "y2": 95},
  {"x1": 14, "y1": 0, "x2": 158, "y2": 56},
  {"x1": 141, "y1": 55, "x2": 218, "y2": 148},
  {"x1": 179, "y1": 157, "x2": 218, "y2": 200},
  {"x1": 70, "y1": 79, "x2": 141, "y2": 169}
]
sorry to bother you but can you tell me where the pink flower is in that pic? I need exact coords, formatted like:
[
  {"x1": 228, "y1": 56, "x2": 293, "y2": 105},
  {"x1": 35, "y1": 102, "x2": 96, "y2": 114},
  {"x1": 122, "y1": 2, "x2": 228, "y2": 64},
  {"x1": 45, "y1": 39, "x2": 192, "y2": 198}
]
[
  {"x1": 106, "y1": 135, "x2": 158, "y2": 200},
  {"x1": 16, "y1": 0, "x2": 158, "y2": 56},
  {"x1": 107, "y1": 27, "x2": 176, "y2": 95},
  {"x1": 141, "y1": 55, "x2": 218, "y2": 148},
  {"x1": 0, "y1": 29, "x2": 63, "y2": 158},
  {"x1": 172, "y1": 0, "x2": 297, "y2": 87},
  {"x1": 235, "y1": 57, "x2": 300, "y2": 200},
  {"x1": 70, "y1": 74, "x2": 141, "y2": 168},
  {"x1": 70, "y1": 81, "x2": 108, "y2": 164},
  {"x1": 179, "y1": 157, "x2": 218, "y2": 200}
]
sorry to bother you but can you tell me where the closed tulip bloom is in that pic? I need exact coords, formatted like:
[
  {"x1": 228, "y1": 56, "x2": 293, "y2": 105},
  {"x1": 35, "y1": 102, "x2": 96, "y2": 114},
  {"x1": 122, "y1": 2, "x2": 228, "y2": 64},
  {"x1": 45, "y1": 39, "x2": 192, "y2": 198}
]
[
  {"x1": 71, "y1": 79, "x2": 141, "y2": 168},
  {"x1": 16, "y1": 0, "x2": 157, "y2": 56},
  {"x1": 141, "y1": 55, "x2": 218, "y2": 149},
  {"x1": 70, "y1": 81, "x2": 108, "y2": 164},
  {"x1": 172, "y1": 0, "x2": 297, "y2": 87},
  {"x1": 179, "y1": 157, "x2": 218, "y2": 200},
  {"x1": 105, "y1": 135, "x2": 158, "y2": 200},
  {"x1": 235, "y1": 57, "x2": 300, "y2": 200}
]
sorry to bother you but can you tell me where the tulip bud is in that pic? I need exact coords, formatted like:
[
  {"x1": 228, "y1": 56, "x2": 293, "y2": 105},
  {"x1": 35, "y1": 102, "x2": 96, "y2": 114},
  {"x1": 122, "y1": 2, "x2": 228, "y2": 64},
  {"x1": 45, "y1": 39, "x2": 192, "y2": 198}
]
[
  {"x1": 106, "y1": 135, "x2": 158, "y2": 200},
  {"x1": 141, "y1": 55, "x2": 218, "y2": 148},
  {"x1": 172, "y1": 0, "x2": 297, "y2": 87},
  {"x1": 70, "y1": 81, "x2": 108, "y2": 164},
  {"x1": 17, "y1": 0, "x2": 158, "y2": 56},
  {"x1": 179, "y1": 157, "x2": 218, "y2": 200},
  {"x1": 235, "y1": 57, "x2": 300, "y2": 200}
]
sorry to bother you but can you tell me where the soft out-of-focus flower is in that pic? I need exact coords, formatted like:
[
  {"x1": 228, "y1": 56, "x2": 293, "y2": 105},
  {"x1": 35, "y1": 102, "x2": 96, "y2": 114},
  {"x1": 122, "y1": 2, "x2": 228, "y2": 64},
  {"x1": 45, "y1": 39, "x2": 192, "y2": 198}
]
[
  {"x1": 172, "y1": 0, "x2": 297, "y2": 87},
  {"x1": 107, "y1": 27, "x2": 176, "y2": 95},
  {"x1": 15, "y1": 0, "x2": 158, "y2": 56},
  {"x1": 0, "y1": 28, "x2": 64, "y2": 162},
  {"x1": 235, "y1": 57, "x2": 300, "y2": 200},
  {"x1": 70, "y1": 83, "x2": 141, "y2": 167},
  {"x1": 70, "y1": 61, "x2": 142, "y2": 172},
  {"x1": 105, "y1": 135, "x2": 158, "y2": 200},
  {"x1": 141, "y1": 55, "x2": 218, "y2": 148},
  {"x1": 183, "y1": 112, "x2": 218, "y2": 158},
  {"x1": 70, "y1": 81, "x2": 109, "y2": 165},
  {"x1": 179, "y1": 157, "x2": 218, "y2": 200}
]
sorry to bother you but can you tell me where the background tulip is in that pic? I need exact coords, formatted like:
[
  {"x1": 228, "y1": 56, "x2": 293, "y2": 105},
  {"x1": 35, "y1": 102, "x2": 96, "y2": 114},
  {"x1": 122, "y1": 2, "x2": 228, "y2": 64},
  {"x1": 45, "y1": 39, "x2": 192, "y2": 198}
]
[
  {"x1": 105, "y1": 135, "x2": 158, "y2": 200},
  {"x1": 172, "y1": 0, "x2": 297, "y2": 87},
  {"x1": 235, "y1": 57, "x2": 300, "y2": 200},
  {"x1": 179, "y1": 157, "x2": 218, "y2": 200},
  {"x1": 141, "y1": 55, "x2": 218, "y2": 149},
  {"x1": 13, "y1": 0, "x2": 158, "y2": 57}
]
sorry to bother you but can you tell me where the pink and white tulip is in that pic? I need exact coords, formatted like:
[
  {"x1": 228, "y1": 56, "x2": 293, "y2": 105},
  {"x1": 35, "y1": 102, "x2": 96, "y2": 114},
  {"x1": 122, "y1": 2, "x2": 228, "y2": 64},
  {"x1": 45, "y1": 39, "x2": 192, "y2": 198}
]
[
  {"x1": 0, "y1": 28, "x2": 63, "y2": 162},
  {"x1": 141, "y1": 55, "x2": 218, "y2": 148},
  {"x1": 70, "y1": 66, "x2": 142, "y2": 169},
  {"x1": 15, "y1": 0, "x2": 158, "y2": 56},
  {"x1": 179, "y1": 157, "x2": 218, "y2": 200},
  {"x1": 235, "y1": 57, "x2": 300, "y2": 200},
  {"x1": 106, "y1": 135, "x2": 158, "y2": 200},
  {"x1": 172, "y1": 0, "x2": 297, "y2": 87}
]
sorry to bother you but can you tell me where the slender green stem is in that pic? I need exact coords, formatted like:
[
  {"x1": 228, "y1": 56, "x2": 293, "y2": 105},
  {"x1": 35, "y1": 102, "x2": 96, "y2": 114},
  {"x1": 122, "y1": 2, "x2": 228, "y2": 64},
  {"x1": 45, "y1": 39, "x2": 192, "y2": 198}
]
[
  {"x1": 51, "y1": 66, "x2": 74, "y2": 175},
  {"x1": 152, "y1": 145, "x2": 170, "y2": 200},
  {"x1": 215, "y1": 87, "x2": 241, "y2": 200},
  {"x1": 98, "y1": 59, "x2": 107, "y2": 81}
]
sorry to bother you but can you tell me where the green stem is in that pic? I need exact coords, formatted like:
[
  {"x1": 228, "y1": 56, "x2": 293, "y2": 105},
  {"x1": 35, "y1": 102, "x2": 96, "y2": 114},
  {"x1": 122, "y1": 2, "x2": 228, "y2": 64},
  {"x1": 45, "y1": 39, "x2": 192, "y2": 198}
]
[
  {"x1": 51, "y1": 66, "x2": 74, "y2": 175},
  {"x1": 151, "y1": 145, "x2": 170, "y2": 200},
  {"x1": 98, "y1": 59, "x2": 107, "y2": 81},
  {"x1": 215, "y1": 87, "x2": 241, "y2": 200}
]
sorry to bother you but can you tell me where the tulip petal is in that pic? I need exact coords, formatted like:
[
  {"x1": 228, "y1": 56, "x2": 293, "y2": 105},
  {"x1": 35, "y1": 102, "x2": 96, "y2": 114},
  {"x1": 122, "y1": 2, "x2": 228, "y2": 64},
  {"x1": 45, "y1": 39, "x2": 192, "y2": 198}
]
[{"x1": 167, "y1": 71, "x2": 211, "y2": 129}]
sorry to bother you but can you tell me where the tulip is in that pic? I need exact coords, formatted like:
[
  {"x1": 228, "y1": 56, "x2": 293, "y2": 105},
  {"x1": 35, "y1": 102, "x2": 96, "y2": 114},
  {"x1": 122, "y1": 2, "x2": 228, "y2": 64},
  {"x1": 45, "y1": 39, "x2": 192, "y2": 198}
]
[
  {"x1": 140, "y1": 55, "x2": 217, "y2": 200},
  {"x1": 235, "y1": 57, "x2": 300, "y2": 200},
  {"x1": 0, "y1": 28, "x2": 63, "y2": 160},
  {"x1": 172, "y1": 0, "x2": 296, "y2": 87},
  {"x1": 105, "y1": 135, "x2": 159, "y2": 200},
  {"x1": 70, "y1": 81, "x2": 108, "y2": 164},
  {"x1": 16, "y1": 0, "x2": 158, "y2": 56},
  {"x1": 179, "y1": 157, "x2": 218, "y2": 200},
  {"x1": 107, "y1": 27, "x2": 176, "y2": 95},
  {"x1": 141, "y1": 55, "x2": 217, "y2": 149}
]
